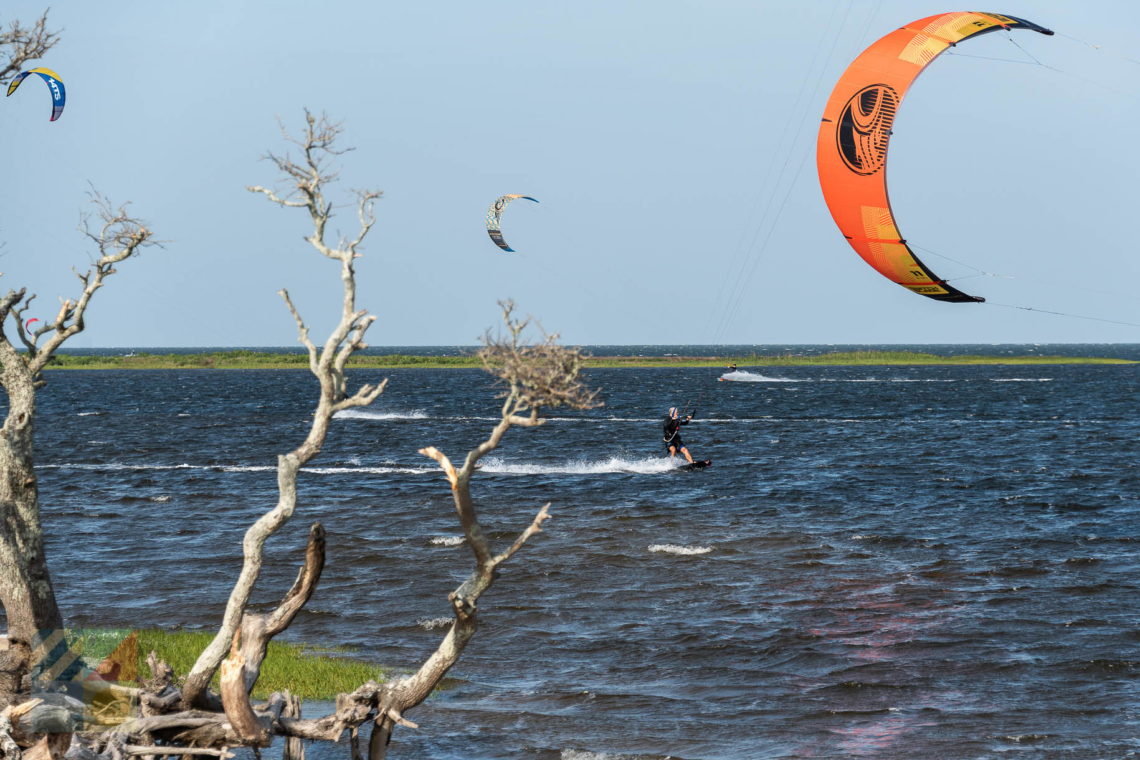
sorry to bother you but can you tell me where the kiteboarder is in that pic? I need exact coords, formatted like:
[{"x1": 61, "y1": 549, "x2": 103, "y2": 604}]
[{"x1": 663, "y1": 407, "x2": 695, "y2": 463}]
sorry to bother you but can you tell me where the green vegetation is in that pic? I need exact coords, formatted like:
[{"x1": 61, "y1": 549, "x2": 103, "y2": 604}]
[
  {"x1": 46, "y1": 350, "x2": 478, "y2": 370},
  {"x1": 69, "y1": 628, "x2": 385, "y2": 700},
  {"x1": 42, "y1": 349, "x2": 1136, "y2": 369}
]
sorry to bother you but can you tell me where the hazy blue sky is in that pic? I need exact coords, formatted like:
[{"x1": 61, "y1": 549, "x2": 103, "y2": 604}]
[{"x1": 3, "y1": 1, "x2": 1138, "y2": 347}]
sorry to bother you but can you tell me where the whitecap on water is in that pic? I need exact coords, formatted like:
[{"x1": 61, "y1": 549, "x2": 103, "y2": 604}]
[
  {"x1": 719, "y1": 370, "x2": 795, "y2": 383},
  {"x1": 416, "y1": 617, "x2": 452, "y2": 630},
  {"x1": 648, "y1": 544, "x2": 712, "y2": 555},
  {"x1": 561, "y1": 750, "x2": 656, "y2": 759},
  {"x1": 333, "y1": 408, "x2": 430, "y2": 420},
  {"x1": 478, "y1": 456, "x2": 679, "y2": 475},
  {"x1": 429, "y1": 535, "x2": 465, "y2": 547}
]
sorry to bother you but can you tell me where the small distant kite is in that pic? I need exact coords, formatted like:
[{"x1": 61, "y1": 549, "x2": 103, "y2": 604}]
[
  {"x1": 485, "y1": 194, "x2": 538, "y2": 252},
  {"x1": 6, "y1": 67, "x2": 66, "y2": 121},
  {"x1": 25, "y1": 318, "x2": 40, "y2": 330}
]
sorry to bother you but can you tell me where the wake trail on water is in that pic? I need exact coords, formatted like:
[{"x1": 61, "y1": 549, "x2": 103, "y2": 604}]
[
  {"x1": 38, "y1": 462, "x2": 438, "y2": 475},
  {"x1": 720, "y1": 370, "x2": 796, "y2": 383},
  {"x1": 649, "y1": 543, "x2": 713, "y2": 556},
  {"x1": 478, "y1": 456, "x2": 682, "y2": 475},
  {"x1": 40, "y1": 456, "x2": 694, "y2": 477},
  {"x1": 337, "y1": 409, "x2": 676, "y2": 424},
  {"x1": 333, "y1": 408, "x2": 430, "y2": 420}
]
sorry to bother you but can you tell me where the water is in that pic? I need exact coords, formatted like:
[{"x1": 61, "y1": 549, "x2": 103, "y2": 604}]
[{"x1": 19, "y1": 346, "x2": 1140, "y2": 758}]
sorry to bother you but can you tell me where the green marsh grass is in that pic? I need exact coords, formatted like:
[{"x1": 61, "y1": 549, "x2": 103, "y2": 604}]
[
  {"x1": 137, "y1": 630, "x2": 385, "y2": 699},
  {"x1": 44, "y1": 349, "x2": 1136, "y2": 370},
  {"x1": 67, "y1": 629, "x2": 385, "y2": 700}
]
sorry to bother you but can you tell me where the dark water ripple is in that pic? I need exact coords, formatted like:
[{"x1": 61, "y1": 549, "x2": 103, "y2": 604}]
[{"x1": 8, "y1": 352, "x2": 1140, "y2": 758}]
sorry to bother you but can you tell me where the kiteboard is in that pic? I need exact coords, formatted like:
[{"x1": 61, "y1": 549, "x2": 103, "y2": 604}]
[{"x1": 680, "y1": 459, "x2": 712, "y2": 471}]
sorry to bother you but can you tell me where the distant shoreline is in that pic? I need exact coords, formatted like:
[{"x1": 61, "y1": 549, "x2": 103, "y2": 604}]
[{"x1": 41, "y1": 350, "x2": 1138, "y2": 370}]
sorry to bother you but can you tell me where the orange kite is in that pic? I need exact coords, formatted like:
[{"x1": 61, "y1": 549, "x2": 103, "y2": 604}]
[{"x1": 816, "y1": 12, "x2": 1053, "y2": 303}]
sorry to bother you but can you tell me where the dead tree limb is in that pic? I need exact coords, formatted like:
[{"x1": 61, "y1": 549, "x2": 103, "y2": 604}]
[
  {"x1": 181, "y1": 111, "x2": 385, "y2": 711},
  {"x1": 218, "y1": 524, "x2": 325, "y2": 742}
]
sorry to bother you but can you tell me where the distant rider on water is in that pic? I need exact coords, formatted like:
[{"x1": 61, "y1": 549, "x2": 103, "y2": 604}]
[{"x1": 663, "y1": 407, "x2": 695, "y2": 463}]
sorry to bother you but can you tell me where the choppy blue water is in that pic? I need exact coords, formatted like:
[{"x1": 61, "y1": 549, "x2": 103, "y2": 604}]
[{"x1": 25, "y1": 345, "x2": 1140, "y2": 759}]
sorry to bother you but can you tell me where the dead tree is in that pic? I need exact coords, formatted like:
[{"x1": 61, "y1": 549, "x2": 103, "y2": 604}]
[
  {"x1": 375, "y1": 301, "x2": 600, "y2": 755},
  {"x1": 0, "y1": 193, "x2": 155, "y2": 715},
  {"x1": 179, "y1": 110, "x2": 387, "y2": 712},
  {"x1": 0, "y1": 8, "x2": 69, "y2": 696},
  {"x1": 0, "y1": 193, "x2": 155, "y2": 684}
]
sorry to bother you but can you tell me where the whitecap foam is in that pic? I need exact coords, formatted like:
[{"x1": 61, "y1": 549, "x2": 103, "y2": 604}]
[
  {"x1": 545, "y1": 416, "x2": 656, "y2": 423},
  {"x1": 37, "y1": 462, "x2": 435, "y2": 475},
  {"x1": 416, "y1": 617, "x2": 452, "y2": 630},
  {"x1": 991, "y1": 378, "x2": 1054, "y2": 382},
  {"x1": 720, "y1": 371, "x2": 796, "y2": 383},
  {"x1": 38, "y1": 462, "x2": 200, "y2": 472},
  {"x1": 77, "y1": 411, "x2": 103, "y2": 417},
  {"x1": 294, "y1": 465, "x2": 435, "y2": 475},
  {"x1": 150, "y1": 495, "x2": 172, "y2": 503},
  {"x1": 648, "y1": 544, "x2": 712, "y2": 555},
  {"x1": 478, "y1": 456, "x2": 680, "y2": 475},
  {"x1": 334, "y1": 408, "x2": 429, "y2": 420},
  {"x1": 429, "y1": 535, "x2": 465, "y2": 546}
]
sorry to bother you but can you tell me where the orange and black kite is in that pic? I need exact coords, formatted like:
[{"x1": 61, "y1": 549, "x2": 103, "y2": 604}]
[{"x1": 816, "y1": 12, "x2": 1053, "y2": 302}]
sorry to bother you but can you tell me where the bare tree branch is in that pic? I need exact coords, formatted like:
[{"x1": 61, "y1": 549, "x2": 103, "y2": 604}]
[{"x1": 0, "y1": 11, "x2": 60, "y2": 85}]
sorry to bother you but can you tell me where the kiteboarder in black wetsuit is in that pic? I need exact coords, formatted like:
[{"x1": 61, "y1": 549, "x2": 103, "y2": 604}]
[{"x1": 663, "y1": 407, "x2": 695, "y2": 463}]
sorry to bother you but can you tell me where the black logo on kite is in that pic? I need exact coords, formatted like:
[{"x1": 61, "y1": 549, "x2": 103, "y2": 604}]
[{"x1": 836, "y1": 84, "x2": 899, "y2": 175}]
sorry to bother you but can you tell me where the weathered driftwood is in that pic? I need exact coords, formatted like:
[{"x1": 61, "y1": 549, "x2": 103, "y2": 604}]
[{"x1": 280, "y1": 693, "x2": 304, "y2": 760}]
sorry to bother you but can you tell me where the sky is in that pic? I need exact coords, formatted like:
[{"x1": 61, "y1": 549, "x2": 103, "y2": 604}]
[{"x1": 2, "y1": 0, "x2": 1138, "y2": 347}]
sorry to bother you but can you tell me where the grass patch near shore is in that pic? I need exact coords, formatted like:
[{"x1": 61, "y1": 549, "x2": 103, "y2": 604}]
[
  {"x1": 137, "y1": 630, "x2": 385, "y2": 699},
  {"x1": 42, "y1": 349, "x2": 1136, "y2": 369},
  {"x1": 67, "y1": 629, "x2": 385, "y2": 700}
]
